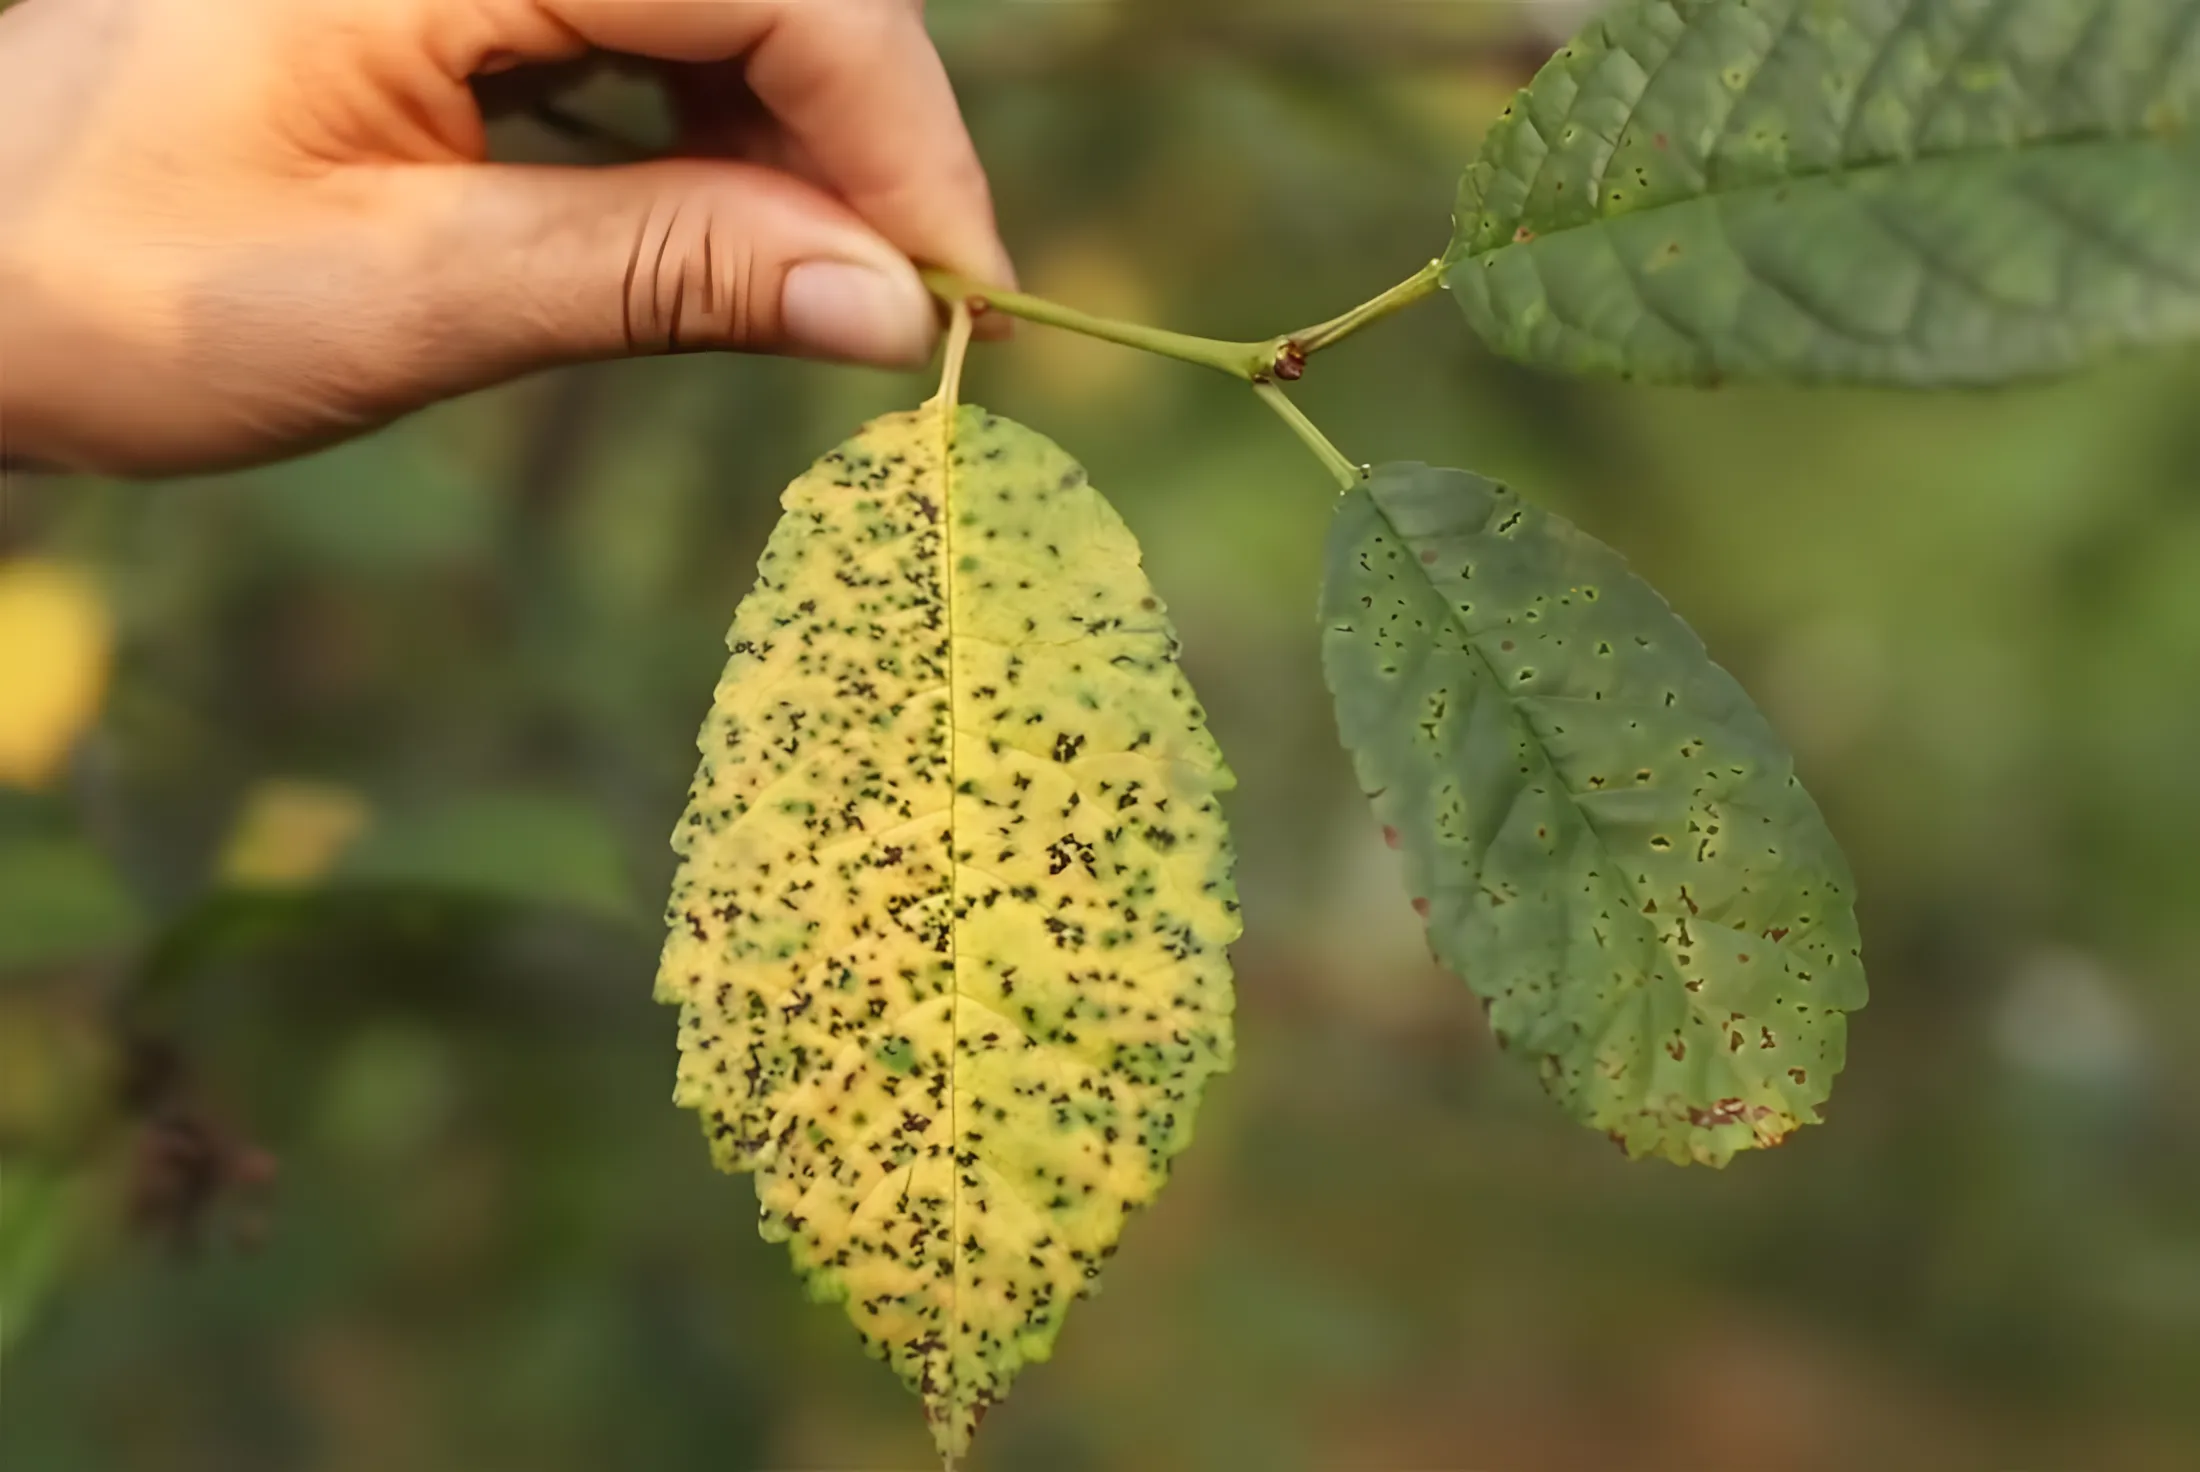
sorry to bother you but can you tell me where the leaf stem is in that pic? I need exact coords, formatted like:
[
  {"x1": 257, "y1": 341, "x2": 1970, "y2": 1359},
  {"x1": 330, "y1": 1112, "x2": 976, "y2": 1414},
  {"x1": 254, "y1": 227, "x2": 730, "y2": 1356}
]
[
  {"x1": 1252, "y1": 382, "x2": 1363, "y2": 491},
  {"x1": 1277, "y1": 257, "x2": 1447, "y2": 358},
  {"x1": 931, "y1": 297, "x2": 976, "y2": 412},
  {"x1": 923, "y1": 269, "x2": 1277, "y2": 382}
]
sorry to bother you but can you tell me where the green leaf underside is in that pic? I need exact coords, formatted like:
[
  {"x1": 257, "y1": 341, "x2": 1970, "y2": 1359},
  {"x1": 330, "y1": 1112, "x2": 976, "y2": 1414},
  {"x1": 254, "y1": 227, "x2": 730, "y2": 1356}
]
[
  {"x1": 1321, "y1": 464, "x2": 1865, "y2": 1165},
  {"x1": 656, "y1": 406, "x2": 1238, "y2": 1462},
  {"x1": 1449, "y1": 0, "x2": 2200, "y2": 385}
]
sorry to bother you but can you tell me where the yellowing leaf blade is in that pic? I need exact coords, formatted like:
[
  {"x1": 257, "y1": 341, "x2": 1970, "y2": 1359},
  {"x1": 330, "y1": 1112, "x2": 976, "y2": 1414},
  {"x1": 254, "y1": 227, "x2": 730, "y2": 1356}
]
[{"x1": 658, "y1": 406, "x2": 1237, "y2": 1462}]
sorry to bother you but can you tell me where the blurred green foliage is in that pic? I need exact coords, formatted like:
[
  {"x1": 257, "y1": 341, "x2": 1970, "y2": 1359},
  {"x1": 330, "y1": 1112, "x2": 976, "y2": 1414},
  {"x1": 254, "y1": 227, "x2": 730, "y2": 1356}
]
[
  {"x1": 0, "y1": 835, "x2": 141, "y2": 974},
  {"x1": 3, "y1": 3, "x2": 2199, "y2": 1468}
]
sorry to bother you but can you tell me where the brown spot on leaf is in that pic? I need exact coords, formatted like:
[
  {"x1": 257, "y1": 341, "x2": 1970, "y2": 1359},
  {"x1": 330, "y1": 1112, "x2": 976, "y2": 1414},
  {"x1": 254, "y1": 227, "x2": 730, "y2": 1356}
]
[{"x1": 1688, "y1": 1098, "x2": 1746, "y2": 1128}]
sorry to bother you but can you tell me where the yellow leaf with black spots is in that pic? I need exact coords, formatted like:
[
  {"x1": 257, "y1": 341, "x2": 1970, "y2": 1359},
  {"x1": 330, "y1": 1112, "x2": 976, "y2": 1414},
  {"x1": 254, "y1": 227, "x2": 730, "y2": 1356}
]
[{"x1": 657, "y1": 398, "x2": 1238, "y2": 1465}]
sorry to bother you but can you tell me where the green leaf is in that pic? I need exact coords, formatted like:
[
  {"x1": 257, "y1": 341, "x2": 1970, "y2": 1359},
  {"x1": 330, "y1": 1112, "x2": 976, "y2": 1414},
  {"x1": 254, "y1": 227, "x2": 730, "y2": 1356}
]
[
  {"x1": 0, "y1": 835, "x2": 143, "y2": 978},
  {"x1": 338, "y1": 792, "x2": 641, "y2": 927},
  {"x1": 0, "y1": 1158, "x2": 82, "y2": 1357},
  {"x1": 658, "y1": 405, "x2": 1239, "y2": 1463},
  {"x1": 1320, "y1": 463, "x2": 1865, "y2": 1165},
  {"x1": 1448, "y1": 0, "x2": 2200, "y2": 385}
]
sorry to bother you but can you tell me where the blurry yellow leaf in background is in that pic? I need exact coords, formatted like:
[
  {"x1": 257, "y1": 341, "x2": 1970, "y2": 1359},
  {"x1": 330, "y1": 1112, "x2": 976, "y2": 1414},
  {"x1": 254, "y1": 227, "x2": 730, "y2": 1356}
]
[
  {"x1": 0, "y1": 559, "x2": 113, "y2": 790},
  {"x1": 218, "y1": 780, "x2": 373, "y2": 889}
]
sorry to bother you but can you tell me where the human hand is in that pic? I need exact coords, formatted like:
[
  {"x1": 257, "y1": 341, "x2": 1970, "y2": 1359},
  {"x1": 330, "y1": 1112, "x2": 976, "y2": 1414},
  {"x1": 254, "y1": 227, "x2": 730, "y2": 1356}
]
[{"x1": 0, "y1": 0, "x2": 1012, "y2": 476}]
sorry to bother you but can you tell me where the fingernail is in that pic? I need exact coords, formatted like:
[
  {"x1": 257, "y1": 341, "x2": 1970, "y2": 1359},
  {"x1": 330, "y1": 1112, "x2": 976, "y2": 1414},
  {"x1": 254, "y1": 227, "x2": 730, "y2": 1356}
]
[{"x1": 781, "y1": 260, "x2": 934, "y2": 367}]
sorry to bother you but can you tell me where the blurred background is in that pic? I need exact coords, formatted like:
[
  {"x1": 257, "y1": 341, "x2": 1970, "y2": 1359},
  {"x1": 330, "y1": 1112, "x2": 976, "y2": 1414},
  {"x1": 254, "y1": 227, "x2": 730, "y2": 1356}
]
[{"x1": 6, "y1": 1, "x2": 2200, "y2": 1467}]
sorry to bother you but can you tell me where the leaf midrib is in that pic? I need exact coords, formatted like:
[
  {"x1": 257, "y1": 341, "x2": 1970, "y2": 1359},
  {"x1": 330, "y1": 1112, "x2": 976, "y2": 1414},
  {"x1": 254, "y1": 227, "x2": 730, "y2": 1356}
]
[
  {"x1": 1453, "y1": 109, "x2": 2196, "y2": 268},
  {"x1": 1361, "y1": 485, "x2": 1731, "y2": 1041},
  {"x1": 936, "y1": 399, "x2": 968, "y2": 1440},
  {"x1": 1356, "y1": 488, "x2": 1681, "y2": 1119}
]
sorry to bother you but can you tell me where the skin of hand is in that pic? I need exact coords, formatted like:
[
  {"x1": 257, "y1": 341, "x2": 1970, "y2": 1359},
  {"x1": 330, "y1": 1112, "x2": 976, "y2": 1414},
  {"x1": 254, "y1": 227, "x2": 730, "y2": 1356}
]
[{"x1": 0, "y1": 0, "x2": 1014, "y2": 476}]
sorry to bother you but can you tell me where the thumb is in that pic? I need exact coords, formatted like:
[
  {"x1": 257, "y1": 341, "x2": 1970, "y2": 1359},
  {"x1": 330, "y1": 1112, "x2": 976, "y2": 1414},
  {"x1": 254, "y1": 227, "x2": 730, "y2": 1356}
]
[{"x1": 371, "y1": 158, "x2": 940, "y2": 389}]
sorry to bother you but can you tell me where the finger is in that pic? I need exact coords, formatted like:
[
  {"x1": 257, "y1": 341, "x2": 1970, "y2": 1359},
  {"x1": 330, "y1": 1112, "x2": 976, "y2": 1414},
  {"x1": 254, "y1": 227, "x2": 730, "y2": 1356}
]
[
  {"x1": 535, "y1": 0, "x2": 1014, "y2": 290},
  {"x1": 356, "y1": 157, "x2": 940, "y2": 397},
  {"x1": 662, "y1": 63, "x2": 825, "y2": 184},
  {"x1": 658, "y1": 57, "x2": 1011, "y2": 340}
]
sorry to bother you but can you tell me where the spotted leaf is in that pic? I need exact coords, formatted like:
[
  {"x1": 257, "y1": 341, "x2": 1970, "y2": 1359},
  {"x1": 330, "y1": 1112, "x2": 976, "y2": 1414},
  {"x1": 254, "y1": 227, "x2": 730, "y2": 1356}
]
[
  {"x1": 1449, "y1": 0, "x2": 2200, "y2": 385},
  {"x1": 657, "y1": 405, "x2": 1238, "y2": 1464},
  {"x1": 1321, "y1": 463, "x2": 1865, "y2": 1165}
]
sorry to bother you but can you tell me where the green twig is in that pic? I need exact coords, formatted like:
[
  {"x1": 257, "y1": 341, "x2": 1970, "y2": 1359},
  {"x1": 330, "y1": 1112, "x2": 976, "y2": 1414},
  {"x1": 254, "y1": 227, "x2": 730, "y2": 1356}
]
[
  {"x1": 1275, "y1": 257, "x2": 1447, "y2": 359},
  {"x1": 1253, "y1": 382, "x2": 1362, "y2": 491},
  {"x1": 922, "y1": 269, "x2": 1279, "y2": 382},
  {"x1": 923, "y1": 257, "x2": 1448, "y2": 391},
  {"x1": 919, "y1": 269, "x2": 1372, "y2": 491}
]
